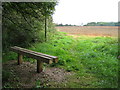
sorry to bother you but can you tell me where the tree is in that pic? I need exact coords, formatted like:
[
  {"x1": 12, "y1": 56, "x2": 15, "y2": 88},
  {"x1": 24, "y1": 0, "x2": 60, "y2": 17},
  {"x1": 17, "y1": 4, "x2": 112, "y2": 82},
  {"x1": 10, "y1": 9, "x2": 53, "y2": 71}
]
[{"x1": 2, "y1": 2, "x2": 57, "y2": 51}]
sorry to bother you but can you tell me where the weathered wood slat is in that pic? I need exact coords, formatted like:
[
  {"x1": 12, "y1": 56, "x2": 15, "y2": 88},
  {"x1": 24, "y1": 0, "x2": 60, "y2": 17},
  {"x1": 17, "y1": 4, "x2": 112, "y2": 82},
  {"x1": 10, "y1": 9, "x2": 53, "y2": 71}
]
[
  {"x1": 11, "y1": 47, "x2": 53, "y2": 64},
  {"x1": 11, "y1": 46, "x2": 58, "y2": 63},
  {"x1": 14, "y1": 46, "x2": 57, "y2": 58}
]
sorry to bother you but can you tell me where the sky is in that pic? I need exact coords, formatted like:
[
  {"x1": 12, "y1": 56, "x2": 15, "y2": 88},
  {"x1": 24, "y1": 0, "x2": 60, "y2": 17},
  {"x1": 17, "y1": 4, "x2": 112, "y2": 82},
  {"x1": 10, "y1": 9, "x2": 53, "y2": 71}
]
[{"x1": 53, "y1": 0, "x2": 120, "y2": 25}]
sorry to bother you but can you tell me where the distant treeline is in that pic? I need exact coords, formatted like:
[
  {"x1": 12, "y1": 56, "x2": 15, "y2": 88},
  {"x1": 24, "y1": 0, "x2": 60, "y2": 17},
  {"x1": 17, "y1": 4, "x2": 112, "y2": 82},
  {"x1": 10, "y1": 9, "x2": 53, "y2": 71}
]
[
  {"x1": 56, "y1": 22, "x2": 120, "y2": 26},
  {"x1": 84, "y1": 22, "x2": 120, "y2": 26},
  {"x1": 56, "y1": 24, "x2": 77, "y2": 26}
]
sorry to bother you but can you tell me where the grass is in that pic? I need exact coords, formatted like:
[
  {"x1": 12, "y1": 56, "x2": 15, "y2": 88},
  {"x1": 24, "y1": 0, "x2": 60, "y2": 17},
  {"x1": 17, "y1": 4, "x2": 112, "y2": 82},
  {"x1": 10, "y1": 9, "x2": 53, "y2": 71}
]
[{"x1": 3, "y1": 31, "x2": 118, "y2": 88}]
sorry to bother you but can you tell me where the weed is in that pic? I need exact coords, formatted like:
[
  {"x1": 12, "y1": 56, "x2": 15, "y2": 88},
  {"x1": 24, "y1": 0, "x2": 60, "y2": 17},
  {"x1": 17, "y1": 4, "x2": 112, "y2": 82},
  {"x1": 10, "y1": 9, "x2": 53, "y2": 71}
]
[{"x1": 35, "y1": 80, "x2": 41, "y2": 88}]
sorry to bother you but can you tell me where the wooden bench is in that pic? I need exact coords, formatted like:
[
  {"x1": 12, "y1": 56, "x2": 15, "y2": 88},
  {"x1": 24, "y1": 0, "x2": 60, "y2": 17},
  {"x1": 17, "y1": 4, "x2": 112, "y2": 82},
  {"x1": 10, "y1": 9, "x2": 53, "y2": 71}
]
[{"x1": 10, "y1": 46, "x2": 58, "y2": 73}]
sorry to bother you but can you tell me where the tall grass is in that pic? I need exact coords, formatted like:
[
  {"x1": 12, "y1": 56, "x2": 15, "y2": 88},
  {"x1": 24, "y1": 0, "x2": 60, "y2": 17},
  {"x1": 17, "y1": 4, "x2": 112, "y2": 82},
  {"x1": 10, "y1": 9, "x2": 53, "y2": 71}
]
[
  {"x1": 28, "y1": 32, "x2": 118, "y2": 87},
  {"x1": 3, "y1": 32, "x2": 118, "y2": 88}
]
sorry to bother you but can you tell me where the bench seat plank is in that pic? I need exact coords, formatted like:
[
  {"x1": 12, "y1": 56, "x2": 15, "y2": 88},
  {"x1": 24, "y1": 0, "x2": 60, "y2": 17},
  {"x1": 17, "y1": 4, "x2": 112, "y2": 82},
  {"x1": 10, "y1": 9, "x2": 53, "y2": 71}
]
[
  {"x1": 11, "y1": 47, "x2": 53, "y2": 64},
  {"x1": 11, "y1": 46, "x2": 58, "y2": 63}
]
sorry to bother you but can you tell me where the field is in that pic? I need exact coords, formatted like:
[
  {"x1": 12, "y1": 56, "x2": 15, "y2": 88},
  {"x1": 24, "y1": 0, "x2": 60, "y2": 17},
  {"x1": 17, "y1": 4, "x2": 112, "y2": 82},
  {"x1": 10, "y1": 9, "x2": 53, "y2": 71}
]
[
  {"x1": 56, "y1": 26, "x2": 118, "y2": 37},
  {"x1": 3, "y1": 26, "x2": 118, "y2": 88}
]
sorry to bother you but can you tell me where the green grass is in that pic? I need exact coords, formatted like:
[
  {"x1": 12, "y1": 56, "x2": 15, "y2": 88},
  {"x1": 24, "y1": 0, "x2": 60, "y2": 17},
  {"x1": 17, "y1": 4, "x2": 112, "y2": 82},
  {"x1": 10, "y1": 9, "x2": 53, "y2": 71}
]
[
  {"x1": 3, "y1": 32, "x2": 118, "y2": 88},
  {"x1": 28, "y1": 32, "x2": 118, "y2": 88}
]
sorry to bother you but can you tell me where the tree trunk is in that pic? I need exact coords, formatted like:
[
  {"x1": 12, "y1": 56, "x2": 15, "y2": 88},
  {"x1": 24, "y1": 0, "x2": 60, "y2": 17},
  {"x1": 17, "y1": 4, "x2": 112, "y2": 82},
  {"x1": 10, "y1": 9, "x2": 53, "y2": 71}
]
[{"x1": 45, "y1": 16, "x2": 47, "y2": 42}]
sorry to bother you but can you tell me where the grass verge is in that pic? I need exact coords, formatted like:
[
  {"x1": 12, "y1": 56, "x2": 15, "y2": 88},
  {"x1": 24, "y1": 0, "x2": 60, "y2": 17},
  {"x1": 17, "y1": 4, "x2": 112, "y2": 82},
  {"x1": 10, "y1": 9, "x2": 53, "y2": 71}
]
[{"x1": 3, "y1": 32, "x2": 118, "y2": 88}]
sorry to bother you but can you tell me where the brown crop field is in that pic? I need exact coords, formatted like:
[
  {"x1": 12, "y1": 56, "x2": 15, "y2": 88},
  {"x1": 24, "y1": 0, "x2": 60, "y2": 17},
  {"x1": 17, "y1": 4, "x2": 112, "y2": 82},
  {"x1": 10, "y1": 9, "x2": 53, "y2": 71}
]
[{"x1": 56, "y1": 26, "x2": 118, "y2": 37}]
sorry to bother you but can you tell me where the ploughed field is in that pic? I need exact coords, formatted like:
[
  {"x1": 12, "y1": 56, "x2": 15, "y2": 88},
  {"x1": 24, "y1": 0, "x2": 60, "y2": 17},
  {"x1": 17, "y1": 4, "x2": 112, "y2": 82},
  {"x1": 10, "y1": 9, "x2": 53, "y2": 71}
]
[{"x1": 56, "y1": 26, "x2": 118, "y2": 37}]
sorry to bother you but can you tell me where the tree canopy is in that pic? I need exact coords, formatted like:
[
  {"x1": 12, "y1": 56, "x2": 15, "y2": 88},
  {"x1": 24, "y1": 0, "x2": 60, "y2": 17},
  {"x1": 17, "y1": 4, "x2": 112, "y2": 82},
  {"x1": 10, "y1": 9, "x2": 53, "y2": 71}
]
[{"x1": 2, "y1": 2, "x2": 57, "y2": 51}]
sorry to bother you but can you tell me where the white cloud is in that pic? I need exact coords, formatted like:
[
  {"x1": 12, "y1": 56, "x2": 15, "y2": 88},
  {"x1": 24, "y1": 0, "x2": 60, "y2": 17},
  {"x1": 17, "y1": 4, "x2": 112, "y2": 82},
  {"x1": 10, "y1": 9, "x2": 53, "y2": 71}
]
[{"x1": 53, "y1": 0, "x2": 119, "y2": 25}]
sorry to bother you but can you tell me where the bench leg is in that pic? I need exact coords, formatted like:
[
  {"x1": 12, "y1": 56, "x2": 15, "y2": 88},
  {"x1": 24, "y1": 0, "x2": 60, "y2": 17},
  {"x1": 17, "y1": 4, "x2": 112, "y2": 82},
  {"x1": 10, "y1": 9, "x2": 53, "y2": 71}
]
[
  {"x1": 37, "y1": 60, "x2": 43, "y2": 73},
  {"x1": 18, "y1": 54, "x2": 23, "y2": 65}
]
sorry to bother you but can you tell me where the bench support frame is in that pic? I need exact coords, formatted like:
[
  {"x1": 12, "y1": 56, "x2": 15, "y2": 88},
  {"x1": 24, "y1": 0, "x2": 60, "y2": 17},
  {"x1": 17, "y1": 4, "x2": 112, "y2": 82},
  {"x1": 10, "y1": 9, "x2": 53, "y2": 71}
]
[
  {"x1": 37, "y1": 60, "x2": 43, "y2": 73},
  {"x1": 11, "y1": 46, "x2": 58, "y2": 73},
  {"x1": 18, "y1": 54, "x2": 23, "y2": 65}
]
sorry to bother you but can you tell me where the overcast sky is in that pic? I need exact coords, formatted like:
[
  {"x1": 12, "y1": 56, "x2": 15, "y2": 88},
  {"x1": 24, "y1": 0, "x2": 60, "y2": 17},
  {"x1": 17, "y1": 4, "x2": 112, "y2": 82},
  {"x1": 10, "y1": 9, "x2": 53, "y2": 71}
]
[{"x1": 53, "y1": 0, "x2": 119, "y2": 25}]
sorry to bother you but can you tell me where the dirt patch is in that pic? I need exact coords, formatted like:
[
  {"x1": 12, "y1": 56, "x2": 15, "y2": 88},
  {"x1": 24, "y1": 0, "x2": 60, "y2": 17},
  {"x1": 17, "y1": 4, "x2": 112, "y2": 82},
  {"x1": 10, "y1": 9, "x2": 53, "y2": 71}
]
[
  {"x1": 67, "y1": 33, "x2": 112, "y2": 39},
  {"x1": 56, "y1": 26, "x2": 118, "y2": 37},
  {"x1": 67, "y1": 34, "x2": 80, "y2": 38},
  {"x1": 3, "y1": 60, "x2": 74, "y2": 88}
]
